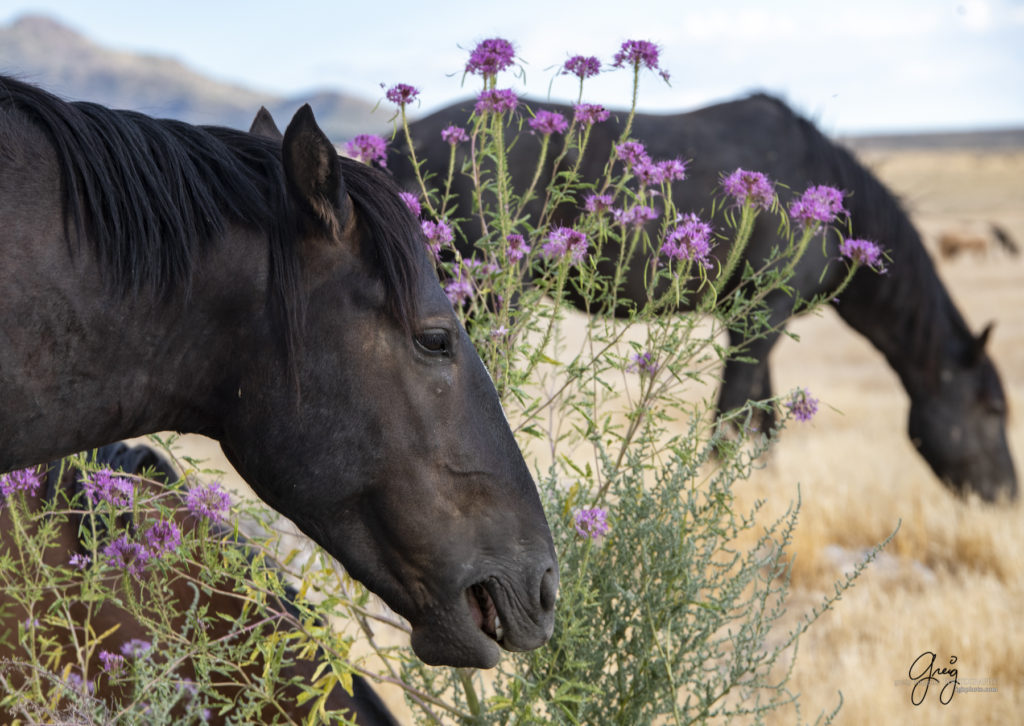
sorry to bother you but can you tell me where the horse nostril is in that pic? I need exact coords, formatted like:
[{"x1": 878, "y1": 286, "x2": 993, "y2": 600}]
[{"x1": 539, "y1": 566, "x2": 558, "y2": 611}]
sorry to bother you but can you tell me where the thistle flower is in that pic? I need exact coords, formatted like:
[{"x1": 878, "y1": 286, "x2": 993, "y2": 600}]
[
  {"x1": 421, "y1": 219, "x2": 454, "y2": 260},
  {"x1": 574, "y1": 507, "x2": 610, "y2": 539},
  {"x1": 474, "y1": 88, "x2": 518, "y2": 115},
  {"x1": 840, "y1": 238, "x2": 884, "y2": 270},
  {"x1": 343, "y1": 134, "x2": 388, "y2": 167},
  {"x1": 143, "y1": 519, "x2": 182, "y2": 557},
  {"x1": 103, "y1": 535, "x2": 150, "y2": 577},
  {"x1": 0, "y1": 467, "x2": 42, "y2": 498},
  {"x1": 444, "y1": 275, "x2": 475, "y2": 306},
  {"x1": 528, "y1": 109, "x2": 569, "y2": 135},
  {"x1": 574, "y1": 103, "x2": 610, "y2": 125},
  {"x1": 82, "y1": 468, "x2": 134, "y2": 508},
  {"x1": 185, "y1": 481, "x2": 231, "y2": 523},
  {"x1": 789, "y1": 185, "x2": 847, "y2": 229},
  {"x1": 613, "y1": 204, "x2": 659, "y2": 228},
  {"x1": 399, "y1": 191, "x2": 421, "y2": 218},
  {"x1": 465, "y1": 38, "x2": 516, "y2": 77},
  {"x1": 612, "y1": 39, "x2": 670, "y2": 82},
  {"x1": 615, "y1": 141, "x2": 651, "y2": 171},
  {"x1": 441, "y1": 125, "x2": 469, "y2": 144},
  {"x1": 584, "y1": 194, "x2": 614, "y2": 214},
  {"x1": 506, "y1": 233, "x2": 531, "y2": 262},
  {"x1": 542, "y1": 226, "x2": 588, "y2": 265},
  {"x1": 786, "y1": 388, "x2": 819, "y2": 422},
  {"x1": 662, "y1": 213, "x2": 714, "y2": 267},
  {"x1": 99, "y1": 650, "x2": 125, "y2": 676},
  {"x1": 628, "y1": 351, "x2": 659, "y2": 377},
  {"x1": 722, "y1": 168, "x2": 775, "y2": 210},
  {"x1": 657, "y1": 158, "x2": 688, "y2": 183},
  {"x1": 385, "y1": 83, "x2": 419, "y2": 107},
  {"x1": 121, "y1": 639, "x2": 152, "y2": 658},
  {"x1": 563, "y1": 55, "x2": 601, "y2": 79}
]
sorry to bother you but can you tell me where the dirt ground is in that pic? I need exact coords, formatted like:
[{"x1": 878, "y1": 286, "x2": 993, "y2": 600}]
[{"x1": 167, "y1": 142, "x2": 1024, "y2": 724}]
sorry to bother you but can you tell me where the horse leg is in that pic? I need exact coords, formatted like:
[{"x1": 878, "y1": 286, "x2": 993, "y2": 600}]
[{"x1": 716, "y1": 299, "x2": 790, "y2": 435}]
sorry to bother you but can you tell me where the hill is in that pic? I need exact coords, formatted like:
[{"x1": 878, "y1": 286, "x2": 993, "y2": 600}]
[{"x1": 0, "y1": 14, "x2": 379, "y2": 140}]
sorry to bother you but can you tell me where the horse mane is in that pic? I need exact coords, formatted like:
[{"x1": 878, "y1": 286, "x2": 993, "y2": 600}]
[
  {"x1": 770, "y1": 96, "x2": 971, "y2": 375},
  {"x1": 0, "y1": 75, "x2": 421, "y2": 358}
]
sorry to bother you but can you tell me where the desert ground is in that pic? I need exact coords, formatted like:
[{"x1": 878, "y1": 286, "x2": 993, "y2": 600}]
[{"x1": 166, "y1": 139, "x2": 1023, "y2": 724}]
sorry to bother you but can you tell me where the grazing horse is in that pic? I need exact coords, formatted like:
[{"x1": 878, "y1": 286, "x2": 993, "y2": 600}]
[
  {"x1": 0, "y1": 442, "x2": 399, "y2": 725},
  {"x1": 0, "y1": 75, "x2": 557, "y2": 669},
  {"x1": 388, "y1": 94, "x2": 1016, "y2": 501}
]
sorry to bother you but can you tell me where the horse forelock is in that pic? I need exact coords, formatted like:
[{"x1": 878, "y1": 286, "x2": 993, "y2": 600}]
[{"x1": 339, "y1": 156, "x2": 424, "y2": 331}]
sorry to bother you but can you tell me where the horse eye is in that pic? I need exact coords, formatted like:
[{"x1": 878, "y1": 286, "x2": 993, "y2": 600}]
[{"x1": 415, "y1": 329, "x2": 452, "y2": 357}]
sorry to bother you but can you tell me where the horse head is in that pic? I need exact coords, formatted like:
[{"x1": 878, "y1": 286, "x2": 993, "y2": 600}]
[
  {"x1": 219, "y1": 106, "x2": 558, "y2": 667},
  {"x1": 908, "y1": 323, "x2": 1017, "y2": 501}
]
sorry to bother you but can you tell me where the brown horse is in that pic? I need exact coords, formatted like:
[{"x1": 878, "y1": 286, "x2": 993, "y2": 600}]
[
  {"x1": 0, "y1": 442, "x2": 399, "y2": 724},
  {"x1": 0, "y1": 75, "x2": 557, "y2": 669}
]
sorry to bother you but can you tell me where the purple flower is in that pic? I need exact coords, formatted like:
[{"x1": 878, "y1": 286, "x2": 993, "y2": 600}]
[
  {"x1": 65, "y1": 671, "x2": 95, "y2": 696},
  {"x1": 613, "y1": 205, "x2": 659, "y2": 228},
  {"x1": 144, "y1": 520, "x2": 181, "y2": 557},
  {"x1": 465, "y1": 38, "x2": 516, "y2": 77},
  {"x1": 584, "y1": 194, "x2": 614, "y2": 214},
  {"x1": 628, "y1": 351, "x2": 659, "y2": 377},
  {"x1": 542, "y1": 226, "x2": 589, "y2": 265},
  {"x1": 662, "y1": 213, "x2": 714, "y2": 266},
  {"x1": 786, "y1": 388, "x2": 819, "y2": 422},
  {"x1": 506, "y1": 233, "x2": 531, "y2": 262},
  {"x1": 69, "y1": 553, "x2": 91, "y2": 570},
  {"x1": 82, "y1": 468, "x2": 134, "y2": 508},
  {"x1": 574, "y1": 508, "x2": 610, "y2": 539},
  {"x1": 344, "y1": 134, "x2": 388, "y2": 168},
  {"x1": 103, "y1": 535, "x2": 150, "y2": 577},
  {"x1": 562, "y1": 55, "x2": 601, "y2": 79},
  {"x1": 399, "y1": 191, "x2": 421, "y2": 218},
  {"x1": 441, "y1": 125, "x2": 469, "y2": 145},
  {"x1": 444, "y1": 275, "x2": 474, "y2": 306},
  {"x1": 0, "y1": 467, "x2": 42, "y2": 498},
  {"x1": 789, "y1": 185, "x2": 847, "y2": 229},
  {"x1": 657, "y1": 159, "x2": 688, "y2": 183},
  {"x1": 185, "y1": 482, "x2": 231, "y2": 523},
  {"x1": 612, "y1": 40, "x2": 670, "y2": 82},
  {"x1": 529, "y1": 109, "x2": 569, "y2": 135},
  {"x1": 615, "y1": 141, "x2": 651, "y2": 171},
  {"x1": 722, "y1": 168, "x2": 775, "y2": 211},
  {"x1": 120, "y1": 638, "x2": 152, "y2": 658},
  {"x1": 474, "y1": 88, "x2": 518, "y2": 115},
  {"x1": 574, "y1": 103, "x2": 610, "y2": 125},
  {"x1": 99, "y1": 650, "x2": 125, "y2": 676},
  {"x1": 386, "y1": 83, "x2": 419, "y2": 107},
  {"x1": 421, "y1": 219, "x2": 454, "y2": 260},
  {"x1": 491, "y1": 325, "x2": 509, "y2": 337},
  {"x1": 839, "y1": 238, "x2": 884, "y2": 269}
]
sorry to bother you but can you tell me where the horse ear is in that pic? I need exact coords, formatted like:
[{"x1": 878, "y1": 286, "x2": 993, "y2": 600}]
[
  {"x1": 969, "y1": 322, "x2": 994, "y2": 365},
  {"x1": 249, "y1": 106, "x2": 283, "y2": 141},
  {"x1": 282, "y1": 104, "x2": 351, "y2": 238}
]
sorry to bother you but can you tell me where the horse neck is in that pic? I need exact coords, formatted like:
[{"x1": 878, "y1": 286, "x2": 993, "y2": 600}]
[
  {"x1": 835, "y1": 197, "x2": 974, "y2": 399},
  {"x1": 0, "y1": 228, "x2": 268, "y2": 471}
]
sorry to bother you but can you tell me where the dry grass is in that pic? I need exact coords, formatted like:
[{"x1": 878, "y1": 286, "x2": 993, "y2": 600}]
[{"x1": 163, "y1": 145, "x2": 1023, "y2": 724}]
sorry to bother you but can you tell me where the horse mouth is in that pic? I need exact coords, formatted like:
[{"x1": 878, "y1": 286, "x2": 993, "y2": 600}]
[{"x1": 466, "y1": 581, "x2": 504, "y2": 643}]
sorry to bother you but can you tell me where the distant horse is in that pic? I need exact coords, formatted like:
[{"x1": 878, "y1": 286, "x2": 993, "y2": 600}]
[
  {"x1": 389, "y1": 94, "x2": 1016, "y2": 501},
  {"x1": 0, "y1": 442, "x2": 399, "y2": 725},
  {"x1": 0, "y1": 75, "x2": 557, "y2": 670}
]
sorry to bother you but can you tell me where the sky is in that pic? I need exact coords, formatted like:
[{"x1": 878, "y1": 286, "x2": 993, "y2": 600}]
[{"x1": 1, "y1": 0, "x2": 1023, "y2": 135}]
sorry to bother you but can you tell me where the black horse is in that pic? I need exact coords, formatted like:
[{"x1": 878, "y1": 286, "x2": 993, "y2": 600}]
[
  {"x1": 1, "y1": 442, "x2": 399, "y2": 725},
  {"x1": 0, "y1": 75, "x2": 557, "y2": 669},
  {"x1": 389, "y1": 94, "x2": 1016, "y2": 501}
]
